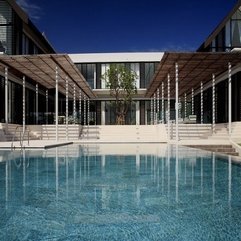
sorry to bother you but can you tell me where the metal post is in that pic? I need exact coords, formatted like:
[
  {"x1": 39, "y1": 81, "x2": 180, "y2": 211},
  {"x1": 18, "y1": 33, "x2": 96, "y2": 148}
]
[
  {"x1": 212, "y1": 74, "x2": 215, "y2": 133},
  {"x1": 184, "y1": 93, "x2": 187, "y2": 118},
  {"x1": 157, "y1": 88, "x2": 160, "y2": 123},
  {"x1": 167, "y1": 74, "x2": 170, "y2": 140},
  {"x1": 201, "y1": 82, "x2": 203, "y2": 124},
  {"x1": 87, "y1": 98, "x2": 90, "y2": 126},
  {"x1": 65, "y1": 77, "x2": 68, "y2": 140},
  {"x1": 175, "y1": 63, "x2": 179, "y2": 142},
  {"x1": 5, "y1": 67, "x2": 8, "y2": 126},
  {"x1": 150, "y1": 97, "x2": 153, "y2": 125},
  {"x1": 23, "y1": 76, "x2": 26, "y2": 133},
  {"x1": 79, "y1": 90, "x2": 82, "y2": 124},
  {"x1": 228, "y1": 62, "x2": 232, "y2": 136},
  {"x1": 154, "y1": 93, "x2": 156, "y2": 124},
  {"x1": 36, "y1": 84, "x2": 38, "y2": 124},
  {"x1": 46, "y1": 90, "x2": 48, "y2": 124},
  {"x1": 178, "y1": 97, "x2": 181, "y2": 120},
  {"x1": 162, "y1": 82, "x2": 164, "y2": 123},
  {"x1": 55, "y1": 67, "x2": 59, "y2": 141},
  {"x1": 84, "y1": 95, "x2": 86, "y2": 126},
  {"x1": 192, "y1": 88, "x2": 194, "y2": 115},
  {"x1": 73, "y1": 84, "x2": 76, "y2": 124}
]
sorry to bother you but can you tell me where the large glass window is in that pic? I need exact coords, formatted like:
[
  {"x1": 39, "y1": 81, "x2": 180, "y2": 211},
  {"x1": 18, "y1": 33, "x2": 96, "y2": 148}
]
[
  {"x1": 101, "y1": 63, "x2": 140, "y2": 89},
  {"x1": 0, "y1": 1, "x2": 13, "y2": 54},
  {"x1": 230, "y1": 7, "x2": 241, "y2": 48},
  {"x1": 104, "y1": 101, "x2": 136, "y2": 125},
  {"x1": 76, "y1": 63, "x2": 96, "y2": 89}
]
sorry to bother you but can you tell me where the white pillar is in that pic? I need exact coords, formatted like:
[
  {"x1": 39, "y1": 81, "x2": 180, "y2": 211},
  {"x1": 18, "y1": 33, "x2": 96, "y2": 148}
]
[
  {"x1": 73, "y1": 84, "x2": 76, "y2": 124},
  {"x1": 65, "y1": 77, "x2": 68, "y2": 140},
  {"x1": 101, "y1": 101, "x2": 105, "y2": 125},
  {"x1": 84, "y1": 95, "x2": 86, "y2": 126},
  {"x1": 175, "y1": 63, "x2": 179, "y2": 142},
  {"x1": 87, "y1": 98, "x2": 90, "y2": 126},
  {"x1": 228, "y1": 62, "x2": 232, "y2": 136},
  {"x1": 162, "y1": 82, "x2": 164, "y2": 123},
  {"x1": 5, "y1": 67, "x2": 8, "y2": 125},
  {"x1": 136, "y1": 101, "x2": 140, "y2": 125},
  {"x1": 167, "y1": 74, "x2": 170, "y2": 140},
  {"x1": 79, "y1": 90, "x2": 82, "y2": 124},
  {"x1": 178, "y1": 97, "x2": 181, "y2": 120},
  {"x1": 23, "y1": 76, "x2": 26, "y2": 133},
  {"x1": 212, "y1": 74, "x2": 215, "y2": 133},
  {"x1": 55, "y1": 67, "x2": 59, "y2": 141},
  {"x1": 201, "y1": 82, "x2": 203, "y2": 124},
  {"x1": 46, "y1": 90, "x2": 48, "y2": 124},
  {"x1": 191, "y1": 88, "x2": 194, "y2": 115},
  {"x1": 157, "y1": 88, "x2": 160, "y2": 123},
  {"x1": 150, "y1": 97, "x2": 153, "y2": 125},
  {"x1": 36, "y1": 84, "x2": 38, "y2": 124},
  {"x1": 154, "y1": 93, "x2": 156, "y2": 124},
  {"x1": 184, "y1": 93, "x2": 187, "y2": 118}
]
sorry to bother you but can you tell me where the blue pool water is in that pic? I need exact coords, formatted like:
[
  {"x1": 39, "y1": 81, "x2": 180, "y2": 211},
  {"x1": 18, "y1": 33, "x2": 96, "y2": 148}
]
[{"x1": 0, "y1": 144, "x2": 241, "y2": 240}]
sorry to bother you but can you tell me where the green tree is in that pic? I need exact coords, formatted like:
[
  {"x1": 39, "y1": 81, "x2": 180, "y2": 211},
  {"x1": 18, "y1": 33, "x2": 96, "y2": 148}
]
[{"x1": 104, "y1": 64, "x2": 137, "y2": 125}]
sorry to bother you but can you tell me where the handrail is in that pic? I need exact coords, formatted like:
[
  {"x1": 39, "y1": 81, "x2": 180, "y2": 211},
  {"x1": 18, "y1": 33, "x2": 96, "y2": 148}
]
[{"x1": 11, "y1": 125, "x2": 30, "y2": 149}]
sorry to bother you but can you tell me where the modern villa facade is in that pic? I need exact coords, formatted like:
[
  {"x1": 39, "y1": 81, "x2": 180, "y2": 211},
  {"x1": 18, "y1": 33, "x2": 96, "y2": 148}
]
[{"x1": 1, "y1": 0, "x2": 241, "y2": 133}]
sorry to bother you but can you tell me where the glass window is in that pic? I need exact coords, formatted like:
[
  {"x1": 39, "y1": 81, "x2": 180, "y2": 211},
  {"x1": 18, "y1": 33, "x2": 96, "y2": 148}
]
[
  {"x1": 0, "y1": 1, "x2": 13, "y2": 54},
  {"x1": 76, "y1": 63, "x2": 96, "y2": 89}
]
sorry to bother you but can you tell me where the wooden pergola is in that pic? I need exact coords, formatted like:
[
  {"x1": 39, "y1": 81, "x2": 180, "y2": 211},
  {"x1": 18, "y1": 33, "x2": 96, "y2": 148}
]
[
  {"x1": 146, "y1": 51, "x2": 241, "y2": 142},
  {"x1": 0, "y1": 54, "x2": 96, "y2": 140},
  {"x1": 0, "y1": 54, "x2": 95, "y2": 99},
  {"x1": 146, "y1": 52, "x2": 241, "y2": 98}
]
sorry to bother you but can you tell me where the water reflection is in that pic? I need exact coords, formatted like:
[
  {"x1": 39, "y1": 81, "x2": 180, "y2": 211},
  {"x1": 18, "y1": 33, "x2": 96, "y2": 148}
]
[{"x1": 1, "y1": 144, "x2": 239, "y2": 211}]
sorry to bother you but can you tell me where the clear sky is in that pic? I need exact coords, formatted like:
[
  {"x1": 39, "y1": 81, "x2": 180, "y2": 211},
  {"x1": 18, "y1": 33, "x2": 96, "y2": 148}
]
[{"x1": 17, "y1": 0, "x2": 238, "y2": 53}]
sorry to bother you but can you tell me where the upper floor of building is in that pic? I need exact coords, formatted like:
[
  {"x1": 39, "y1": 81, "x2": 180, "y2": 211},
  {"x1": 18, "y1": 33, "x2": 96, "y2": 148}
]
[
  {"x1": 198, "y1": 0, "x2": 241, "y2": 52},
  {"x1": 69, "y1": 53, "x2": 163, "y2": 90},
  {"x1": 0, "y1": 0, "x2": 55, "y2": 55}
]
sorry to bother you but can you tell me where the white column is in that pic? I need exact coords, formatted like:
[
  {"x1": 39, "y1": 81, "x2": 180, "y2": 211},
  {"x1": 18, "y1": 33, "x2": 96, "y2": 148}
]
[
  {"x1": 175, "y1": 63, "x2": 179, "y2": 142},
  {"x1": 36, "y1": 84, "x2": 38, "y2": 124},
  {"x1": 201, "y1": 82, "x2": 203, "y2": 124},
  {"x1": 65, "y1": 77, "x2": 68, "y2": 140},
  {"x1": 46, "y1": 90, "x2": 48, "y2": 124},
  {"x1": 84, "y1": 95, "x2": 86, "y2": 126},
  {"x1": 191, "y1": 88, "x2": 194, "y2": 115},
  {"x1": 55, "y1": 67, "x2": 59, "y2": 141},
  {"x1": 101, "y1": 101, "x2": 105, "y2": 125},
  {"x1": 178, "y1": 97, "x2": 181, "y2": 120},
  {"x1": 153, "y1": 93, "x2": 156, "y2": 124},
  {"x1": 184, "y1": 93, "x2": 187, "y2": 118},
  {"x1": 157, "y1": 88, "x2": 160, "y2": 123},
  {"x1": 5, "y1": 67, "x2": 8, "y2": 125},
  {"x1": 23, "y1": 76, "x2": 26, "y2": 133},
  {"x1": 228, "y1": 62, "x2": 232, "y2": 136},
  {"x1": 73, "y1": 84, "x2": 76, "y2": 124},
  {"x1": 162, "y1": 82, "x2": 164, "y2": 123},
  {"x1": 79, "y1": 90, "x2": 82, "y2": 124},
  {"x1": 150, "y1": 97, "x2": 153, "y2": 125},
  {"x1": 136, "y1": 101, "x2": 140, "y2": 125},
  {"x1": 167, "y1": 74, "x2": 170, "y2": 140},
  {"x1": 87, "y1": 98, "x2": 90, "y2": 126},
  {"x1": 212, "y1": 74, "x2": 215, "y2": 133}
]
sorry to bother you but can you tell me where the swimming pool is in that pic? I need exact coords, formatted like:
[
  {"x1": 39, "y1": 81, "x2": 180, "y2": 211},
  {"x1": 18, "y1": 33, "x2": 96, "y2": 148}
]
[{"x1": 0, "y1": 144, "x2": 241, "y2": 240}]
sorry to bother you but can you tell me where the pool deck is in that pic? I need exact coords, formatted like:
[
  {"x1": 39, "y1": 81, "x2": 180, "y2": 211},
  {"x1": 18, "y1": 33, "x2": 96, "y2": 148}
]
[
  {"x1": 0, "y1": 140, "x2": 73, "y2": 150},
  {"x1": 0, "y1": 138, "x2": 234, "y2": 149}
]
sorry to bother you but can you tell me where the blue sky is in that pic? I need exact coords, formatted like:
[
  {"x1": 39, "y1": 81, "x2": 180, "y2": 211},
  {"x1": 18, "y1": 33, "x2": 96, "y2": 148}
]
[{"x1": 17, "y1": 0, "x2": 238, "y2": 53}]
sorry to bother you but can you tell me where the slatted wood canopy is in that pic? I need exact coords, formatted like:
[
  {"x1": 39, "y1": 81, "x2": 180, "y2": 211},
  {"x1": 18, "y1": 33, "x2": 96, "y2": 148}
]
[
  {"x1": 146, "y1": 52, "x2": 241, "y2": 98},
  {"x1": 0, "y1": 54, "x2": 95, "y2": 99}
]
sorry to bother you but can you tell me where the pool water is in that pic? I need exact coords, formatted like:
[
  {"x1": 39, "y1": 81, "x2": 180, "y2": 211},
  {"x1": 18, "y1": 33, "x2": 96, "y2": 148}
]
[{"x1": 0, "y1": 144, "x2": 241, "y2": 240}]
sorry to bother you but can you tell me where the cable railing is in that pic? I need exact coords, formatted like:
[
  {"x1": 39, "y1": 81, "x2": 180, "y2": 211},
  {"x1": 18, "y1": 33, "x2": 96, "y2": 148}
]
[{"x1": 11, "y1": 126, "x2": 30, "y2": 149}]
